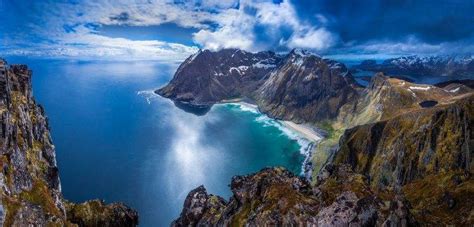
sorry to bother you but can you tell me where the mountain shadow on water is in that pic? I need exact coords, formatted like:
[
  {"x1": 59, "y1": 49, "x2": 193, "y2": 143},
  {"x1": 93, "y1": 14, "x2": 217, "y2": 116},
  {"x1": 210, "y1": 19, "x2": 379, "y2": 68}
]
[{"x1": 173, "y1": 101, "x2": 211, "y2": 116}]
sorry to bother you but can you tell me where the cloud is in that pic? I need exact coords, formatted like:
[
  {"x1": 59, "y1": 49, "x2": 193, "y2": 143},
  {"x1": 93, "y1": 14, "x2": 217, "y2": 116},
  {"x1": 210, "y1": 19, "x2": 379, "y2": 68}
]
[
  {"x1": 192, "y1": 0, "x2": 336, "y2": 51},
  {"x1": 286, "y1": 28, "x2": 335, "y2": 50},
  {"x1": 2, "y1": 0, "x2": 472, "y2": 59}
]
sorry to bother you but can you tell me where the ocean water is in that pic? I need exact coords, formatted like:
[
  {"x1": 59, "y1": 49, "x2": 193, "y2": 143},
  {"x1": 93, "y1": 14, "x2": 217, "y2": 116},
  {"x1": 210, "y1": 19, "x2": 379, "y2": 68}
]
[{"x1": 6, "y1": 58, "x2": 309, "y2": 226}]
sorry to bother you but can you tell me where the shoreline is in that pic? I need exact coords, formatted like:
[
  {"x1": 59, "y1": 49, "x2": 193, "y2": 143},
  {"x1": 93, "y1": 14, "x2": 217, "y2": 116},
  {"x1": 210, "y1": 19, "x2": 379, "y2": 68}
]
[
  {"x1": 221, "y1": 100, "x2": 323, "y2": 143},
  {"x1": 280, "y1": 121, "x2": 322, "y2": 142}
]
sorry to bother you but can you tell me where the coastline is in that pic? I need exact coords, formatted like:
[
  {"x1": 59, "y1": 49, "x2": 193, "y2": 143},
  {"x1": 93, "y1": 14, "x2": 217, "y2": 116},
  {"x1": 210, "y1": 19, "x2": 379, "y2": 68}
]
[
  {"x1": 220, "y1": 100, "x2": 323, "y2": 143},
  {"x1": 280, "y1": 121, "x2": 322, "y2": 142}
]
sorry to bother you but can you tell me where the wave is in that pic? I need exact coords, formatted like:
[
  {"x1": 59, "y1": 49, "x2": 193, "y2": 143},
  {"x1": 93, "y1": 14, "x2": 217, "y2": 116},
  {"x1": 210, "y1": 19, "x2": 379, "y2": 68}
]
[
  {"x1": 222, "y1": 102, "x2": 319, "y2": 176},
  {"x1": 137, "y1": 90, "x2": 160, "y2": 104}
]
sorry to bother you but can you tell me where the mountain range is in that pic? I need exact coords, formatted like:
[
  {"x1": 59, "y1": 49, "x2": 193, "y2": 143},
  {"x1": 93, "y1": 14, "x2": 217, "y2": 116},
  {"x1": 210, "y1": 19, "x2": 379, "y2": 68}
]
[
  {"x1": 158, "y1": 49, "x2": 473, "y2": 226},
  {"x1": 353, "y1": 55, "x2": 474, "y2": 77}
]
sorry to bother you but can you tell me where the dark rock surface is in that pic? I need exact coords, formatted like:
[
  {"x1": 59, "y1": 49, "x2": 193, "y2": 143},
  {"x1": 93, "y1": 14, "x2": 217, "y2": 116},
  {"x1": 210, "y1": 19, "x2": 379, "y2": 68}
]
[
  {"x1": 256, "y1": 49, "x2": 360, "y2": 123},
  {"x1": 0, "y1": 59, "x2": 138, "y2": 226},
  {"x1": 173, "y1": 167, "x2": 416, "y2": 226}
]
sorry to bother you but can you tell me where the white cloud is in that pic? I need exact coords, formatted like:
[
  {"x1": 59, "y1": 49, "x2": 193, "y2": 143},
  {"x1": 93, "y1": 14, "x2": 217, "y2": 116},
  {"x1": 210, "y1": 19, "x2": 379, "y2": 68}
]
[
  {"x1": 3, "y1": 0, "x2": 336, "y2": 59},
  {"x1": 287, "y1": 28, "x2": 335, "y2": 50},
  {"x1": 192, "y1": 0, "x2": 336, "y2": 52}
]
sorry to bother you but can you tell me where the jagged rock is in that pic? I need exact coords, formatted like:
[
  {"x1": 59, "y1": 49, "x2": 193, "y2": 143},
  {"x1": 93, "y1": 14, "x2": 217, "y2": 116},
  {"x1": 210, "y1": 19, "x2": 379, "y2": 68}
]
[
  {"x1": 0, "y1": 60, "x2": 138, "y2": 226},
  {"x1": 65, "y1": 200, "x2": 139, "y2": 227},
  {"x1": 173, "y1": 167, "x2": 416, "y2": 226},
  {"x1": 172, "y1": 185, "x2": 226, "y2": 226}
]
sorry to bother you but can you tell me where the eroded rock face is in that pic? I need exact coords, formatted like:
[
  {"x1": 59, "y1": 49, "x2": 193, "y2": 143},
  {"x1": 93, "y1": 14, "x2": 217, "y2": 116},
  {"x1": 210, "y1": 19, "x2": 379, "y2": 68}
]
[
  {"x1": 0, "y1": 59, "x2": 138, "y2": 226},
  {"x1": 334, "y1": 94, "x2": 473, "y2": 225},
  {"x1": 256, "y1": 49, "x2": 360, "y2": 123},
  {"x1": 173, "y1": 167, "x2": 416, "y2": 226}
]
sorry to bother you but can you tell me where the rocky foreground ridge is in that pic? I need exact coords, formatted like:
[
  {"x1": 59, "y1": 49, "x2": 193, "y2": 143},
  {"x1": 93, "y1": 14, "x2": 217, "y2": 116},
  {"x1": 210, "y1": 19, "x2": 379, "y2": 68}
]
[
  {"x1": 0, "y1": 59, "x2": 138, "y2": 226},
  {"x1": 159, "y1": 49, "x2": 474, "y2": 226}
]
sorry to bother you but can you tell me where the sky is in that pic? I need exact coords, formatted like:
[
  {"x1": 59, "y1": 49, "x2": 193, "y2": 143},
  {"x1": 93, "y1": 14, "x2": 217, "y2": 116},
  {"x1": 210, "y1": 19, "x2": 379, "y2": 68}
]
[{"x1": 0, "y1": 0, "x2": 473, "y2": 62}]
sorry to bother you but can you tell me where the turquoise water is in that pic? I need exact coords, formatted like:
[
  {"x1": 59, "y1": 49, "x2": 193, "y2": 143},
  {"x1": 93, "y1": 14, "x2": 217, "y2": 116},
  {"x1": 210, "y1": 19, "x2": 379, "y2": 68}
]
[{"x1": 6, "y1": 58, "x2": 308, "y2": 226}]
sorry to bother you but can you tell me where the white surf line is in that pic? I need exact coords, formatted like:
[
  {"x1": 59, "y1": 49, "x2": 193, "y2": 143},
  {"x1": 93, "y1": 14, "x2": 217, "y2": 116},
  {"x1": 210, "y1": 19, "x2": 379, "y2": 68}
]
[{"x1": 222, "y1": 101, "x2": 323, "y2": 176}]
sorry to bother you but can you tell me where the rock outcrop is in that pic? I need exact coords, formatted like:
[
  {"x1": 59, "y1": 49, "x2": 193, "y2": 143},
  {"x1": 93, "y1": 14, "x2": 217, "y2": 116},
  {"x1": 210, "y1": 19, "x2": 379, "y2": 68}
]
[
  {"x1": 0, "y1": 59, "x2": 138, "y2": 226},
  {"x1": 173, "y1": 167, "x2": 416, "y2": 226}
]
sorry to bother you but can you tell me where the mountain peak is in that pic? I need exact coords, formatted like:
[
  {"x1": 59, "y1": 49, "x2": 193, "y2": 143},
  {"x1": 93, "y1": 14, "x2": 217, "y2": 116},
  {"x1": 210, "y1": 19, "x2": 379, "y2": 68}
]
[{"x1": 289, "y1": 48, "x2": 318, "y2": 58}]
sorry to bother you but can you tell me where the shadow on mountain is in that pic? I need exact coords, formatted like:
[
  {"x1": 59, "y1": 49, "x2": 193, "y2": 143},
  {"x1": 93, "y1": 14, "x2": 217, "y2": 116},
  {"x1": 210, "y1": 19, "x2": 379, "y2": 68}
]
[{"x1": 173, "y1": 101, "x2": 211, "y2": 116}]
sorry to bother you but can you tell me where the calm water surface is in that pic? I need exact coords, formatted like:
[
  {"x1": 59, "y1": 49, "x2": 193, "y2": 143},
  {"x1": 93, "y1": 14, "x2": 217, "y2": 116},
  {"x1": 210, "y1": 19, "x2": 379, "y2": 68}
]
[{"x1": 7, "y1": 58, "x2": 307, "y2": 226}]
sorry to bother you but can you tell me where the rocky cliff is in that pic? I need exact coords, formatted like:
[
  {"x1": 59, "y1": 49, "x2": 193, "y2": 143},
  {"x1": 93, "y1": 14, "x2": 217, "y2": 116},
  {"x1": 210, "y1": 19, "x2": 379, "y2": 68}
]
[
  {"x1": 173, "y1": 167, "x2": 416, "y2": 226},
  {"x1": 0, "y1": 59, "x2": 138, "y2": 226},
  {"x1": 256, "y1": 49, "x2": 360, "y2": 123},
  {"x1": 334, "y1": 93, "x2": 473, "y2": 225}
]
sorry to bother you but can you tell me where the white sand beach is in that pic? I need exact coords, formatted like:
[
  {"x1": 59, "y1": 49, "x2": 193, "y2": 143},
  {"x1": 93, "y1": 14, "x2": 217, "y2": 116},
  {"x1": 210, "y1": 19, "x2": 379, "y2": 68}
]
[{"x1": 281, "y1": 121, "x2": 322, "y2": 142}]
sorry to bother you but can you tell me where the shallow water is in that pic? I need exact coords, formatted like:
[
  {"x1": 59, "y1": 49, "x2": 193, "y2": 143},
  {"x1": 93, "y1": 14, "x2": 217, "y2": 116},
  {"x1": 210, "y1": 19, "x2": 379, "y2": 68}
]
[{"x1": 6, "y1": 57, "x2": 309, "y2": 226}]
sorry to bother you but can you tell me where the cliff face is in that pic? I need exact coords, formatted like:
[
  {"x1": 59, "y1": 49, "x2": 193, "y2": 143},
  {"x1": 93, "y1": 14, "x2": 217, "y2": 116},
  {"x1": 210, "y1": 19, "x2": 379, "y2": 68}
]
[
  {"x1": 334, "y1": 94, "x2": 473, "y2": 225},
  {"x1": 0, "y1": 60, "x2": 138, "y2": 226},
  {"x1": 256, "y1": 49, "x2": 360, "y2": 123},
  {"x1": 173, "y1": 167, "x2": 415, "y2": 226}
]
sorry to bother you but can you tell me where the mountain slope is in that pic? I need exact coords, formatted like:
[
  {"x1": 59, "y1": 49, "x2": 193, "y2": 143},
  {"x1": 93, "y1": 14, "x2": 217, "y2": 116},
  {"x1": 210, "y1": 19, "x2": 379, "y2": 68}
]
[
  {"x1": 256, "y1": 49, "x2": 360, "y2": 123},
  {"x1": 157, "y1": 49, "x2": 283, "y2": 106},
  {"x1": 334, "y1": 93, "x2": 473, "y2": 225},
  {"x1": 0, "y1": 60, "x2": 138, "y2": 226}
]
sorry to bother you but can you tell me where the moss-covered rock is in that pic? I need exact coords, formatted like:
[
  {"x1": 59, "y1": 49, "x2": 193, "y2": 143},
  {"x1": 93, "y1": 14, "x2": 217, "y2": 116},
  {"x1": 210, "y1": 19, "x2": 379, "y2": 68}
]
[{"x1": 0, "y1": 60, "x2": 138, "y2": 226}]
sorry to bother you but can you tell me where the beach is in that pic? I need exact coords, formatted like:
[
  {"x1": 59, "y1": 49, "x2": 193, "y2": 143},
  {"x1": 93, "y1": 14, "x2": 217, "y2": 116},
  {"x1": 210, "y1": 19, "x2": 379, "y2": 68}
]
[{"x1": 281, "y1": 121, "x2": 322, "y2": 142}]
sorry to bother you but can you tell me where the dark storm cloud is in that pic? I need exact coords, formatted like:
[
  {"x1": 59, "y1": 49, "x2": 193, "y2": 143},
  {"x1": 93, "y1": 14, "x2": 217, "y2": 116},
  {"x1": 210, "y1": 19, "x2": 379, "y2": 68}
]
[{"x1": 294, "y1": 0, "x2": 474, "y2": 45}]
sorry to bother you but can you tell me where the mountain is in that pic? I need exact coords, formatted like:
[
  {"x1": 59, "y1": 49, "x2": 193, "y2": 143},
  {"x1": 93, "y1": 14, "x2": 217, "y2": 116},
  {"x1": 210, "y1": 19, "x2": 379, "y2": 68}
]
[
  {"x1": 157, "y1": 49, "x2": 283, "y2": 107},
  {"x1": 354, "y1": 55, "x2": 474, "y2": 77},
  {"x1": 334, "y1": 93, "x2": 473, "y2": 225},
  {"x1": 157, "y1": 48, "x2": 361, "y2": 123},
  {"x1": 164, "y1": 49, "x2": 474, "y2": 226},
  {"x1": 256, "y1": 49, "x2": 360, "y2": 123},
  {"x1": 0, "y1": 60, "x2": 138, "y2": 226}
]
